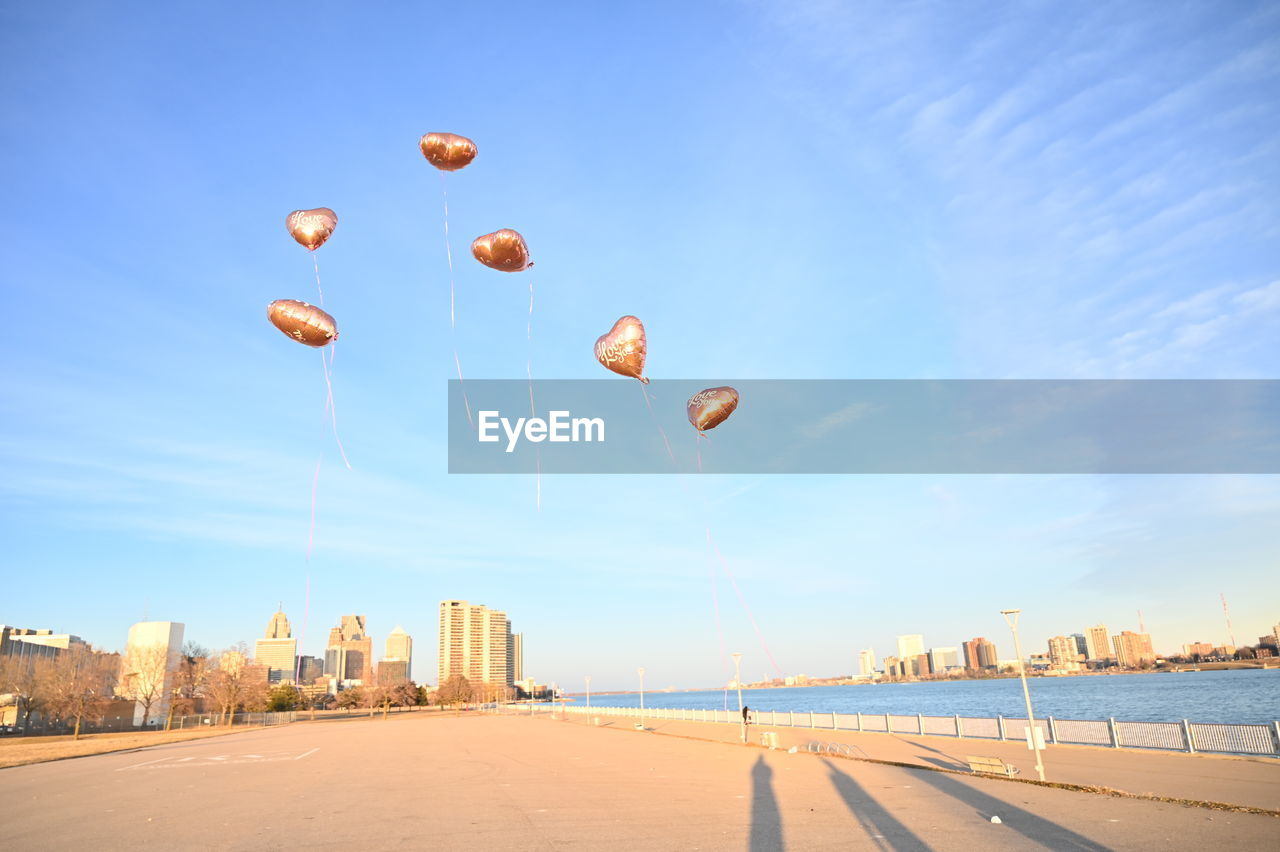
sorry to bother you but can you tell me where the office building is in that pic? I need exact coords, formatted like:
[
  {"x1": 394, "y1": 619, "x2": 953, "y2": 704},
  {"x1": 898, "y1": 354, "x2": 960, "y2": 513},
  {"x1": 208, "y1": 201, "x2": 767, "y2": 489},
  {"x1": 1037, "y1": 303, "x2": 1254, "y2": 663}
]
[
  {"x1": 326, "y1": 615, "x2": 373, "y2": 684},
  {"x1": 896, "y1": 634, "x2": 924, "y2": 660},
  {"x1": 962, "y1": 637, "x2": 998, "y2": 670},
  {"x1": 378, "y1": 659, "x2": 410, "y2": 682},
  {"x1": 121, "y1": 621, "x2": 184, "y2": 726},
  {"x1": 382, "y1": 626, "x2": 413, "y2": 681},
  {"x1": 1070, "y1": 633, "x2": 1088, "y2": 657},
  {"x1": 1085, "y1": 624, "x2": 1111, "y2": 660},
  {"x1": 254, "y1": 607, "x2": 297, "y2": 684},
  {"x1": 439, "y1": 600, "x2": 514, "y2": 687},
  {"x1": 297, "y1": 655, "x2": 323, "y2": 684}
]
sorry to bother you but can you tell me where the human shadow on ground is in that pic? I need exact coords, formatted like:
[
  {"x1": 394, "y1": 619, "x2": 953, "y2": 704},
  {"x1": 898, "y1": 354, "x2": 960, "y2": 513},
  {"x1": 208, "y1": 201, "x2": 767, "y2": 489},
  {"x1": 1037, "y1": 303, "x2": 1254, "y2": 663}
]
[
  {"x1": 822, "y1": 758, "x2": 933, "y2": 852},
  {"x1": 750, "y1": 754, "x2": 784, "y2": 851},
  {"x1": 908, "y1": 767, "x2": 1113, "y2": 851},
  {"x1": 891, "y1": 736, "x2": 966, "y2": 769}
]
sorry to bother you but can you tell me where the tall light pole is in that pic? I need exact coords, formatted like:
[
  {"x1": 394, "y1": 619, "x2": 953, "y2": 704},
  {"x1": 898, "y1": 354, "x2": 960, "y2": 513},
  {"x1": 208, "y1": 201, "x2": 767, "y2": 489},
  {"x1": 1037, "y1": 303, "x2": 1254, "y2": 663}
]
[
  {"x1": 732, "y1": 652, "x2": 745, "y2": 743},
  {"x1": 1001, "y1": 609, "x2": 1046, "y2": 782},
  {"x1": 585, "y1": 675, "x2": 591, "y2": 711},
  {"x1": 638, "y1": 667, "x2": 646, "y2": 729}
]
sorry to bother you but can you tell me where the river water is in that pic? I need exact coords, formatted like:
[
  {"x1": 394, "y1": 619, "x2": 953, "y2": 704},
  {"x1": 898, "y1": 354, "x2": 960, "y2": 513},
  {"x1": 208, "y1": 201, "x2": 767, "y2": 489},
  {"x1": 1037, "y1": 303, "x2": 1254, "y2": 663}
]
[{"x1": 582, "y1": 670, "x2": 1280, "y2": 724}]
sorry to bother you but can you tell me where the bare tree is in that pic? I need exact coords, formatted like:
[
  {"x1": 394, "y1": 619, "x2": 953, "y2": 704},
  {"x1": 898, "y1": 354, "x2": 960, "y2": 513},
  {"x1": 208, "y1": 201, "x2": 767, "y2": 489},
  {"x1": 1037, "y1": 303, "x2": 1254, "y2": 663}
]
[
  {"x1": 166, "y1": 643, "x2": 211, "y2": 730},
  {"x1": 202, "y1": 648, "x2": 268, "y2": 725},
  {"x1": 335, "y1": 687, "x2": 363, "y2": 710},
  {"x1": 0, "y1": 655, "x2": 52, "y2": 731},
  {"x1": 437, "y1": 675, "x2": 473, "y2": 708},
  {"x1": 47, "y1": 647, "x2": 117, "y2": 739},
  {"x1": 120, "y1": 643, "x2": 174, "y2": 728}
]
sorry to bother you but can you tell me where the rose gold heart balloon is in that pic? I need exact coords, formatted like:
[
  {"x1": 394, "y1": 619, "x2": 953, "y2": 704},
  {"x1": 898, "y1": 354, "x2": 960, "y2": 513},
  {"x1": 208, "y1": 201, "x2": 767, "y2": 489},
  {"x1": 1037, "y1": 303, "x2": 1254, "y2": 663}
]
[
  {"x1": 267, "y1": 300, "x2": 338, "y2": 347},
  {"x1": 688, "y1": 387, "x2": 739, "y2": 433},
  {"x1": 419, "y1": 132, "x2": 478, "y2": 172},
  {"x1": 285, "y1": 208, "x2": 338, "y2": 251},
  {"x1": 471, "y1": 228, "x2": 533, "y2": 272},
  {"x1": 594, "y1": 315, "x2": 648, "y2": 383}
]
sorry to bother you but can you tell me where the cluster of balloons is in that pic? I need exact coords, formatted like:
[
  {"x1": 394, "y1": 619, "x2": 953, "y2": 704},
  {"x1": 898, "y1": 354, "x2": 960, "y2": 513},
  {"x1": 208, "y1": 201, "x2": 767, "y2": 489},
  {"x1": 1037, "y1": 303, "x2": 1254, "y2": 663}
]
[{"x1": 268, "y1": 130, "x2": 738, "y2": 446}]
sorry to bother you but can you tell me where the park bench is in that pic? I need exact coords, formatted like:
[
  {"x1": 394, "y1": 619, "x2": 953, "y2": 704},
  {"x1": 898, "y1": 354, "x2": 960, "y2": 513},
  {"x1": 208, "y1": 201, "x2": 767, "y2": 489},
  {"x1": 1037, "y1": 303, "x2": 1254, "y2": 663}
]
[{"x1": 966, "y1": 755, "x2": 1019, "y2": 777}]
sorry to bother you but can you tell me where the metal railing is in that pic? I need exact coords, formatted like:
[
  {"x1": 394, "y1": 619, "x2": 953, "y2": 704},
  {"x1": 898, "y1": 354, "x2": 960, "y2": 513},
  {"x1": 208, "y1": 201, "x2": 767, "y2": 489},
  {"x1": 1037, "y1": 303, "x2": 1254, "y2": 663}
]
[{"x1": 507, "y1": 703, "x2": 1280, "y2": 757}]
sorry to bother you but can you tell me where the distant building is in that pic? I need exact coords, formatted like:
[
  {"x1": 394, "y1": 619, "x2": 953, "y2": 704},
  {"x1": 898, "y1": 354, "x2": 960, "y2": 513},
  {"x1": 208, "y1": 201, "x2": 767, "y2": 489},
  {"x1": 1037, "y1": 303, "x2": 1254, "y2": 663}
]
[
  {"x1": 1182, "y1": 642, "x2": 1214, "y2": 658},
  {"x1": 326, "y1": 615, "x2": 373, "y2": 684},
  {"x1": 1047, "y1": 635, "x2": 1081, "y2": 670},
  {"x1": 121, "y1": 621, "x2": 184, "y2": 726},
  {"x1": 0, "y1": 626, "x2": 87, "y2": 662},
  {"x1": 962, "y1": 637, "x2": 998, "y2": 670},
  {"x1": 928, "y1": 647, "x2": 960, "y2": 673},
  {"x1": 510, "y1": 632, "x2": 524, "y2": 683},
  {"x1": 384, "y1": 625, "x2": 413, "y2": 682},
  {"x1": 896, "y1": 634, "x2": 924, "y2": 660},
  {"x1": 439, "y1": 600, "x2": 514, "y2": 688},
  {"x1": 1070, "y1": 633, "x2": 1088, "y2": 658},
  {"x1": 378, "y1": 659, "x2": 410, "y2": 682},
  {"x1": 297, "y1": 655, "x2": 323, "y2": 684},
  {"x1": 909, "y1": 654, "x2": 931, "y2": 677},
  {"x1": 254, "y1": 607, "x2": 297, "y2": 683},
  {"x1": 1085, "y1": 625, "x2": 1111, "y2": 661},
  {"x1": 883, "y1": 655, "x2": 904, "y2": 678},
  {"x1": 1111, "y1": 631, "x2": 1156, "y2": 668},
  {"x1": 1213, "y1": 645, "x2": 1236, "y2": 658},
  {"x1": 857, "y1": 647, "x2": 876, "y2": 677}
]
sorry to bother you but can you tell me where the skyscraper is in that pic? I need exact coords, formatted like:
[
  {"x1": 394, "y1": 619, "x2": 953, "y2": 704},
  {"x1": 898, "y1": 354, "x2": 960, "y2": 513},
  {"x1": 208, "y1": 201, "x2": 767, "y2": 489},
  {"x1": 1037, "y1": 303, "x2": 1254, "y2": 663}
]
[
  {"x1": 1085, "y1": 624, "x2": 1111, "y2": 660},
  {"x1": 928, "y1": 647, "x2": 959, "y2": 673},
  {"x1": 896, "y1": 634, "x2": 924, "y2": 660},
  {"x1": 439, "y1": 600, "x2": 513, "y2": 688},
  {"x1": 509, "y1": 632, "x2": 524, "y2": 683},
  {"x1": 255, "y1": 607, "x2": 297, "y2": 683},
  {"x1": 962, "y1": 637, "x2": 998, "y2": 670},
  {"x1": 326, "y1": 615, "x2": 372, "y2": 684},
  {"x1": 382, "y1": 625, "x2": 413, "y2": 682}
]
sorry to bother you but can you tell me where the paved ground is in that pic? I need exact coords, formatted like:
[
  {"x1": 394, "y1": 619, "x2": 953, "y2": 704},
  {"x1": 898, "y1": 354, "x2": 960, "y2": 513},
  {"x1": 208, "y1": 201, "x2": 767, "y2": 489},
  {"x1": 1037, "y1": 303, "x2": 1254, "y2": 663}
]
[
  {"x1": 558, "y1": 711, "x2": 1280, "y2": 811},
  {"x1": 5, "y1": 712, "x2": 1275, "y2": 850}
]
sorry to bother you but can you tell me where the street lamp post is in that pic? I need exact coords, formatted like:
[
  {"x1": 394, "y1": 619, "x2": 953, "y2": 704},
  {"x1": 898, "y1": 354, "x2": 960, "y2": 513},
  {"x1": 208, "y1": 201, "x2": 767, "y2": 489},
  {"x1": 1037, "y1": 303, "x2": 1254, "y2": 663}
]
[
  {"x1": 732, "y1": 652, "x2": 745, "y2": 743},
  {"x1": 1001, "y1": 609, "x2": 1046, "y2": 782},
  {"x1": 638, "y1": 667, "x2": 646, "y2": 730},
  {"x1": 585, "y1": 676, "x2": 591, "y2": 711}
]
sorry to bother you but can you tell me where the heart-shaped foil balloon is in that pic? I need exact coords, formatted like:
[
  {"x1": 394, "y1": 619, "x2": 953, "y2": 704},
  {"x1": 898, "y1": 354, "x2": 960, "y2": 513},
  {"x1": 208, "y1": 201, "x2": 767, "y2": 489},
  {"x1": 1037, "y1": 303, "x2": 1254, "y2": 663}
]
[
  {"x1": 594, "y1": 315, "x2": 648, "y2": 383},
  {"x1": 268, "y1": 299, "x2": 339, "y2": 347},
  {"x1": 420, "y1": 132, "x2": 478, "y2": 171},
  {"x1": 286, "y1": 208, "x2": 338, "y2": 251},
  {"x1": 688, "y1": 386, "x2": 739, "y2": 433},
  {"x1": 471, "y1": 229, "x2": 533, "y2": 272}
]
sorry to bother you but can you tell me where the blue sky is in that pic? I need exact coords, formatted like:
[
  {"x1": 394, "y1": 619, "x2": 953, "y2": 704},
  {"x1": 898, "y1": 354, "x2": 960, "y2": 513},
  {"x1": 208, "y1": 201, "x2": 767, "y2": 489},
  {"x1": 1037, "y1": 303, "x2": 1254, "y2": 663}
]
[{"x1": 2, "y1": 2, "x2": 1277, "y2": 689}]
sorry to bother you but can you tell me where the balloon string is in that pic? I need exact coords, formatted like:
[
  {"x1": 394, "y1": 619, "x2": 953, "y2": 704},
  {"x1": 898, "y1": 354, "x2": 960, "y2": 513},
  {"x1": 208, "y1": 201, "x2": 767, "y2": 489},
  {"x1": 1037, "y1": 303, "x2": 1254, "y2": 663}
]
[
  {"x1": 708, "y1": 525, "x2": 784, "y2": 680},
  {"x1": 639, "y1": 383, "x2": 677, "y2": 467},
  {"x1": 312, "y1": 253, "x2": 325, "y2": 307},
  {"x1": 320, "y1": 345, "x2": 351, "y2": 470},
  {"x1": 440, "y1": 171, "x2": 474, "y2": 428},
  {"x1": 527, "y1": 278, "x2": 540, "y2": 511},
  {"x1": 696, "y1": 432, "x2": 705, "y2": 473}
]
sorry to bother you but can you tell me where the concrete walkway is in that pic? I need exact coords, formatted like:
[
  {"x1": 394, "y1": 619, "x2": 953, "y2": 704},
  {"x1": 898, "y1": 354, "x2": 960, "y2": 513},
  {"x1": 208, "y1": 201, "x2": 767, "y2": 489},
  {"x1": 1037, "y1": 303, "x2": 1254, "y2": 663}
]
[
  {"x1": 5, "y1": 712, "x2": 1276, "y2": 850},
  {"x1": 533, "y1": 710, "x2": 1280, "y2": 811}
]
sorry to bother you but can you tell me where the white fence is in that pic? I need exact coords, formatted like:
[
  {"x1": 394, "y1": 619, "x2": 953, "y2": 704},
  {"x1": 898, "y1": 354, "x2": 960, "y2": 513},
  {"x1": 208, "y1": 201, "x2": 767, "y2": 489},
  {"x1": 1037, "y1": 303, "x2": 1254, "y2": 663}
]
[{"x1": 512, "y1": 703, "x2": 1280, "y2": 757}]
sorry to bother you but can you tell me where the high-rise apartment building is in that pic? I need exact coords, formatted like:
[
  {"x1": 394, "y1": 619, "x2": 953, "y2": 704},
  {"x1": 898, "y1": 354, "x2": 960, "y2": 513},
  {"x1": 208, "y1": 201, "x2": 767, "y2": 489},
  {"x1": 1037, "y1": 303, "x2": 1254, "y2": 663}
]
[
  {"x1": 1085, "y1": 625, "x2": 1111, "y2": 660},
  {"x1": 439, "y1": 600, "x2": 514, "y2": 687},
  {"x1": 121, "y1": 621, "x2": 184, "y2": 726},
  {"x1": 1112, "y1": 631, "x2": 1156, "y2": 668},
  {"x1": 962, "y1": 637, "x2": 998, "y2": 670},
  {"x1": 896, "y1": 634, "x2": 924, "y2": 660},
  {"x1": 1070, "y1": 633, "x2": 1088, "y2": 657},
  {"x1": 255, "y1": 607, "x2": 297, "y2": 683},
  {"x1": 857, "y1": 647, "x2": 876, "y2": 677},
  {"x1": 0, "y1": 626, "x2": 87, "y2": 662},
  {"x1": 325, "y1": 615, "x2": 373, "y2": 684},
  {"x1": 1047, "y1": 635, "x2": 1081, "y2": 670}
]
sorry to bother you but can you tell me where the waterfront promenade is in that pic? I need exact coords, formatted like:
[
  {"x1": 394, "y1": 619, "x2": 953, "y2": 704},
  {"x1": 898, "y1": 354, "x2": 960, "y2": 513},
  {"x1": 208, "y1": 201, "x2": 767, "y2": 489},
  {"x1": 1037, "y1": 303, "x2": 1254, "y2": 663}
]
[{"x1": 5, "y1": 711, "x2": 1276, "y2": 850}]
